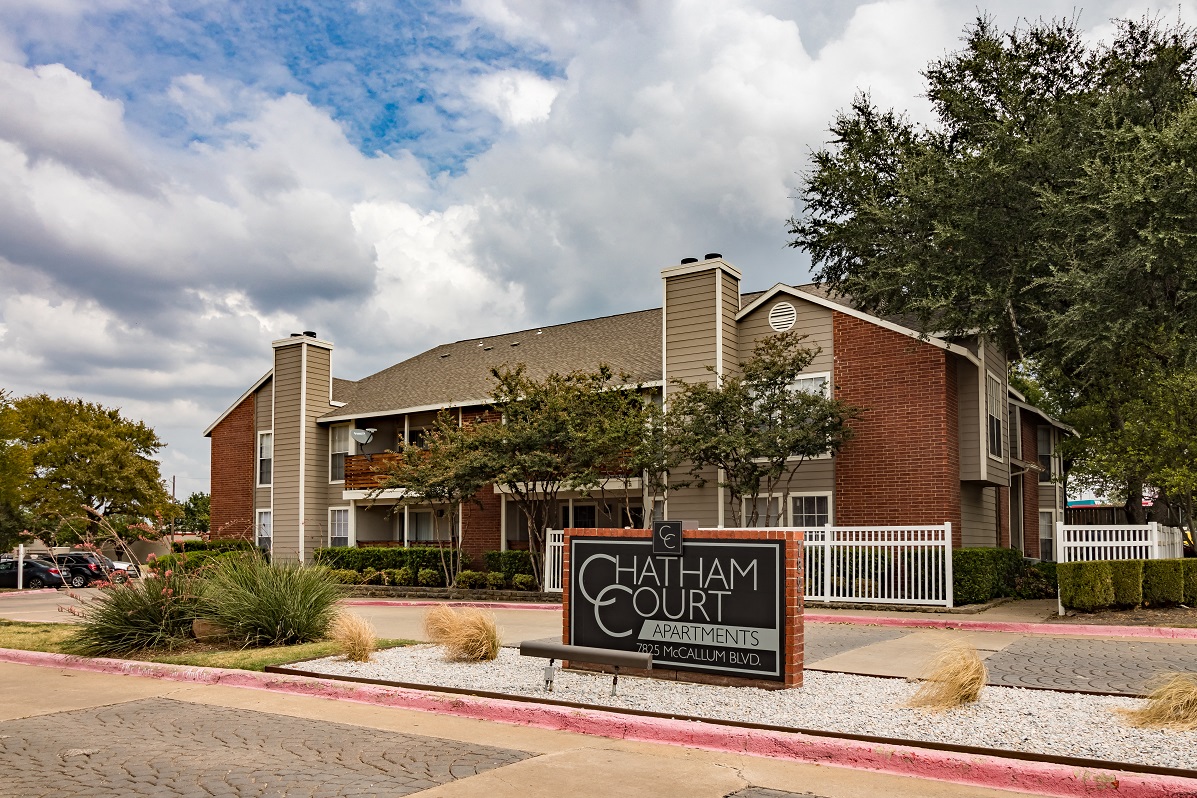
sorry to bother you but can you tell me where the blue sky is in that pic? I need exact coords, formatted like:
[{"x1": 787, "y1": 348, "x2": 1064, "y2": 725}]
[{"x1": 0, "y1": 0, "x2": 1190, "y2": 494}]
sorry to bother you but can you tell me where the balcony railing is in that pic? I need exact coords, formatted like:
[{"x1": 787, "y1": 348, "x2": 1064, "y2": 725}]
[{"x1": 344, "y1": 452, "x2": 403, "y2": 490}]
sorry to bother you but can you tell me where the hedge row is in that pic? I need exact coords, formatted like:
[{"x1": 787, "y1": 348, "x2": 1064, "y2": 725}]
[
  {"x1": 328, "y1": 567, "x2": 538, "y2": 590},
  {"x1": 952, "y1": 548, "x2": 1057, "y2": 605},
  {"x1": 313, "y1": 546, "x2": 462, "y2": 573},
  {"x1": 170, "y1": 539, "x2": 257, "y2": 554},
  {"x1": 1058, "y1": 558, "x2": 1197, "y2": 611}
]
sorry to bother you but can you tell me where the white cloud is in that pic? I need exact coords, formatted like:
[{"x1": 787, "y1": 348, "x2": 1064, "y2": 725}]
[{"x1": 470, "y1": 69, "x2": 560, "y2": 126}]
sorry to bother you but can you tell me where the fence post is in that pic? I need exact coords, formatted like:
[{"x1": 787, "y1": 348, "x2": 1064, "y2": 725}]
[
  {"x1": 1055, "y1": 521, "x2": 1065, "y2": 617},
  {"x1": 1148, "y1": 521, "x2": 1159, "y2": 559},
  {"x1": 823, "y1": 524, "x2": 833, "y2": 602},
  {"x1": 16, "y1": 543, "x2": 23, "y2": 590},
  {"x1": 944, "y1": 522, "x2": 953, "y2": 608}
]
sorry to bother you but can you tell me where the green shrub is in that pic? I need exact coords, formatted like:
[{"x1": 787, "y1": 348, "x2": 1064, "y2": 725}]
[
  {"x1": 171, "y1": 539, "x2": 256, "y2": 554},
  {"x1": 512, "y1": 574, "x2": 538, "y2": 591},
  {"x1": 952, "y1": 548, "x2": 1024, "y2": 604},
  {"x1": 148, "y1": 551, "x2": 219, "y2": 574},
  {"x1": 1058, "y1": 561, "x2": 1115, "y2": 612},
  {"x1": 456, "y1": 570, "x2": 487, "y2": 589},
  {"x1": 359, "y1": 567, "x2": 384, "y2": 585},
  {"x1": 417, "y1": 567, "x2": 442, "y2": 587},
  {"x1": 199, "y1": 556, "x2": 342, "y2": 646},
  {"x1": 69, "y1": 571, "x2": 200, "y2": 655},
  {"x1": 483, "y1": 550, "x2": 534, "y2": 580},
  {"x1": 1013, "y1": 561, "x2": 1057, "y2": 599},
  {"x1": 1109, "y1": 560, "x2": 1144, "y2": 608},
  {"x1": 393, "y1": 566, "x2": 415, "y2": 586},
  {"x1": 328, "y1": 569, "x2": 362, "y2": 584},
  {"x1": 1184, "y1": 559, "x2": 1197, "y2": 606},
  {"x1": 1143, "y1": 559, "x2": 1184, "y2": 607},
  {"x1": 485, "y1": 572, "x2": 507, "y2": 590},
  {"x1": 313, "y1": 546, "x2": 461, "y2": 575}
]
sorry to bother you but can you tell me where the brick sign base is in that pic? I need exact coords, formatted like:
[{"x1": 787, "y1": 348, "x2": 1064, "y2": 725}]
[{"x1": 562, "y1": 527, "x2": 804, "y2": 688}]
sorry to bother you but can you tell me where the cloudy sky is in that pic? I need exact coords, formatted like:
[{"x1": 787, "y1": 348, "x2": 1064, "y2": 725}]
[{"x1": 0, "y1": 0, "x2": 1191, "y2": 496}]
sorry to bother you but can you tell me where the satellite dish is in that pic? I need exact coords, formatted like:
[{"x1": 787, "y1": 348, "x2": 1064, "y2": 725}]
[{"x1": 350, "y1": 428, "x2": 376, "y2": 446}]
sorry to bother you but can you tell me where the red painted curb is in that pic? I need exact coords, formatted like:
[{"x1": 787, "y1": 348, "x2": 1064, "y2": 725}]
[
  {"x1": 0, "y1": 588, "x2": 60, "y2": 599},
  {"x1": 341, "y1": 599, "x2": 561, "y2": 611},
  {"x1": 805, "y1": 614, "x2": 1197, "y2": 641},
  {"x1": 0, "y1": 647, "x2": 1193, "y2": 797}
]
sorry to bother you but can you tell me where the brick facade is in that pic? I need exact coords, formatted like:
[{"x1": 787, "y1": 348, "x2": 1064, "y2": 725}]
[
  {"x1": 209, "y1": 395, "x2": 255, "y2": 541},
  {"x1": 461, "y1": 485, "x2": 502, "y2": 564},
  {"x1": 832, "y1": 314, "x2": 962, "y2": 545},
  {"x1": 561, "y1": 527, "x2": 804, "y2": 688},
  {"x1": 1021, "y1": 414, "x2": 1041, "y2": 557}
]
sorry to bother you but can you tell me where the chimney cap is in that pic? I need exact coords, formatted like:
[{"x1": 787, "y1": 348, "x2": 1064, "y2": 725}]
[
  {"x1": 290, "y1": 332, "x2": 302, "y2": 337},
  {"x1": 680, "y1": 257, "x2": 698, "y2": 264},
  {"x1": 302, "y1": 330, "x2": 317, "y2": 338},
  {"x1": 704, "y1": 252, "x2": 722, "y2": 260}
]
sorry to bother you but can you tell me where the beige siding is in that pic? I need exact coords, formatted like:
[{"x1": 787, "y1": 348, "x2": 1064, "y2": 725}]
[
  {"x1": 666, "y1": 466, "x2": 721, "y2": 528},
  {"x1": 271, "y1": 345, "x2": 303, "y2": 561},
  {"x1": 736, "y1": 295, "x2": 834, "y2": 374},
  {"x1": 254, "y1": 378, "x2": 273, "y2": 511},
  {"x1": 958, "y1": 359, "x2": 981, "y2": 481},
  {"x1": 719, "y1": 272, "x2": 740, "y2": 376},
  {"x1": 723, "y1": 459, "x2": 836, "y2": 525},
  {"x1": 981, "y1": 339, "x2": 1010, "y2": 486},
  {"x1": 664, "y1": 272, "x2": 718, "y2": 389},
  {"x1": 961, "y1": 483, "x2": 999, "y2": 547},
  {"x1": 305, "y1": 349, "x2": 332, "y2": 554}
]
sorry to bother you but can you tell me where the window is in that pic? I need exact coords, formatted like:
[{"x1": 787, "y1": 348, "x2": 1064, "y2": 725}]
[
  {"x1": 1038, "y1": 427, "x2": 1054, "y2": 483},
  {"x1": 986, "y1": 373, "x2": 1003, "y2": 459},
  {"x1": 1039, "y1": 511, "x2": 1055, "y2": 561},
  {"x1": 408, "y1": 509, "x2": 440, "y2": 542},
  {"x1": 789, "y1": 372, "x2": 830, "y2": 398},
  {"x1": 744, "y1": 496, "x2": 782, "y2": 527},
  {"x1": 257, "y1": 432, "x2": 273, "y2": 486},
  {"x1": 621, "y1": 506, "x2": 644, "y2": 528},
  {"x1": 329, "y1": 425, "x2": 350, "y2": 482},
  {"x1": 329, "y1": 508, "x2": 350, "y2": 548},
  {"x1": 256, "y1": 510, "x2": 272, "y2": 550},
  {"x1": 508, "y1": 503, "x2": 530, "y2": 547},
  {"x1": 792, "y1": 494, "x2": 831, "y2": 527},
  {"x1": 407, "y1": 428, "x2": 427, "y2": 448},
  {"x1": 572, "y1": 503, "x2": 597, "y2": 528}
]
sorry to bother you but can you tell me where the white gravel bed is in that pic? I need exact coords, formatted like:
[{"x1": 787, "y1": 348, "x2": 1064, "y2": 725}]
[{"x1": 294, "y1": 644, "x2": 1197, "y2": 771}]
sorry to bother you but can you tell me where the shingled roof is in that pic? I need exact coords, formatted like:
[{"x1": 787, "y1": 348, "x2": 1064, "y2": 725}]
[{"x1": 319, "y1": 308, "x2": 662, "y2": 422}]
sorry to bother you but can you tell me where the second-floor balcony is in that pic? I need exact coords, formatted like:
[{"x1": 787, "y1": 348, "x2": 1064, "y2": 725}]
[{"x1": 344, "y1": 452, "x2": 403, "y2": 491}]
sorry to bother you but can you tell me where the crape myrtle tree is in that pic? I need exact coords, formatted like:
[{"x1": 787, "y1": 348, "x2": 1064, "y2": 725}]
[
  {"x1": 667, "y1": 331, "x2": 858, "y2": 526},
  {"x1": 12, "y1": 394, "x2": 174, "y2": 544},
  {"x1": 788, "y1": 16, "x2": 1197, "y2": 521},
  {"x1": 176, "y1": 492, "x2": 211, "y2": 534},
  {"x1": 0, "y1": 390, "x2": 31, "y2": 552}
]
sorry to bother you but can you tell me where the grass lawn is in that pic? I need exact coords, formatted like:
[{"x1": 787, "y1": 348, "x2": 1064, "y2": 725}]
[{"x1": 0, "y1": 619, "x2": 412, "y2": 671}]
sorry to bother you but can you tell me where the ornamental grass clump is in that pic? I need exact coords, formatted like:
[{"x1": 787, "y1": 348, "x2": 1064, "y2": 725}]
[
  {"x1": 198, "y1": 554, "x2": 341, "y2": 647},
  {"x1": 330, "y1": 612, "x2": 377, "y2": 662},
  {"x1": 1119, "y1": 673, "x2": 1197, "y2": 730},
  {"x1": 907, "y1": 643, "x2": 987, "y2": 710},
  {"x1": 68, "y1": 570, "x2": 200, "y2": 655},
  {"x1": 423, "y1": 605, "x2": 501, "y2": 661}
]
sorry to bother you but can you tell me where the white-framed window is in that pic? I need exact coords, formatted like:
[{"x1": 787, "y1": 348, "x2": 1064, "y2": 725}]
[
  {"x1": 256, "y1": 510, "x2": 272, "y2": 550},
  {"x1": 257, "y1": 432, "x2": 273, "y2": 486},
  {"x1": 791, "y1": 493, "x2": 832, "y2": 527},
  {"x1": 407, "y1": 508, "x2": 452, "y2": 542},
  {"x1": 744, "y1": 496, "x2": 783, "y2": 527},
  {"x1": 329, "y1": 424, "x2": 351, "y2": 483},
  {"x1": 986, "y1": 372, "x2": 1004, "y2": 460},
  {"x1": 1038, "y1": 511, "x2": 1055, "y2": 561},
  {"x1": 789, "y1": 371, "x2": 831, "y2": 398},
  {"x1": 1037, "y1": 426, "x2": 1056, "y2": 484},
  {"x1": 329, "y1": 507, "x2": 350, "y2": 548}
]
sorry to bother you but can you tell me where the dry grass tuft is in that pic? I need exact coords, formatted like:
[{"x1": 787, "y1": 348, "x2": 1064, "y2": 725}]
[
  {"x1": 1119, "y1": 673, "x2": 1197, "y2": 730},
  {"x1": 907, "y1": 643, "x2": 987, "y2": 710},
  {"x1": 423, "y1": 605, "x2": 501, "y2": 662},
  {"x1": 330, "y1": 612, "x2": 377, "y2": 662}
]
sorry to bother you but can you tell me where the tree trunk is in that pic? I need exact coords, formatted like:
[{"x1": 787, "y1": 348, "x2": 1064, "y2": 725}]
[{"x1": 1123, "y1": 478, "x2": 1147, "y2": 524}]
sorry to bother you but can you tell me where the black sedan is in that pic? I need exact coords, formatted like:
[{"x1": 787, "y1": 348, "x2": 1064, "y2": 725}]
[{"x1": 0, "y1": 558, "x2": 68, "y2": 589}]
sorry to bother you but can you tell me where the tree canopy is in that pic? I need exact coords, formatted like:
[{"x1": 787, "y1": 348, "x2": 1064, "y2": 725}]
[
  {"x1": 0, "y1": 390, "x2": 31, "y2": 551},
  {"x1": 11, "y1": 394, "x2": 173, "y2": 542},
  {"x1": 788, "y1": 15, "x2": 1197, "y2": 523}
]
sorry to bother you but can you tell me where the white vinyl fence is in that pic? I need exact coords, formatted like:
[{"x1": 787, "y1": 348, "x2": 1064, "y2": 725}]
[
  {"x1": 803, "y1": 524, "x2": 954, "y2": 608},
  {"x1": 544, "y1": 524, "x2": 954, "y2": 606},
  {"x1": 544, "y1": 529, "x2": 564, "y2": 593},
  {"x1": 1054, "y1": 522, "x2": 1184, "y2": 563}
]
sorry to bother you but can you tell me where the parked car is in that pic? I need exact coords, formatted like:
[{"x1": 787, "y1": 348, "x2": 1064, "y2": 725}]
[
  {"x1": 0, "y1": 558, "x2": 68, "y2": 589},
  {"x1": 102, "y1": 556, "x2": 140, "y2": 580},
  {"x1": 46, "y1": 552, "x2": 113, "y2": 588}
]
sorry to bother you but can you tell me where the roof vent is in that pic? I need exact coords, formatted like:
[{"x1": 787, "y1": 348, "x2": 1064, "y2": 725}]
[
  {"x1": 680, "y1": 257, "x2": 698, "y2": 264},
  {"x1": 483, "y1": 346, "x2": 493, "y2": 351},
  {"x1": 510, "y1": 341, "x2": 520, "y2": 347},
  {"x1": 439, "y1": 353, "x2": 450, "y2": 358},
  {"x1": 289, "y1": 333, "x2": 302, "y2": 337},
  {"x1": 302, "y1": 330, "x2": 317, "y2": 338},
  {"x1": 768, "y1": 301, "x2": 797, "y2": 332},
  {"x1": 704, "y1": 252, "x2": 722, "y2": 260}
]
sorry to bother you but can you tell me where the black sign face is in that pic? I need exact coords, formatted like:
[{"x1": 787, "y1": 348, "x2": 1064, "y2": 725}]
[
  {"x1": 569, "y1": 537, "x2": 785, "y2": 680},
  {"x1": 652, "y1": 520, "x2": 683, "y2": 556}
]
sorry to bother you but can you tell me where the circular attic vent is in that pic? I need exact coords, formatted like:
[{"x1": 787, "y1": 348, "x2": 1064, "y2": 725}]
[{"x1": 768, "y1": 301, "x2": 797, "y2": 332}]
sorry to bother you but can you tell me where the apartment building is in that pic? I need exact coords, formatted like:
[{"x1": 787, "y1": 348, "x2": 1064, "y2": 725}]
[{"x1": 205, "y1": 256, "x2": 1070, "y2": 563}]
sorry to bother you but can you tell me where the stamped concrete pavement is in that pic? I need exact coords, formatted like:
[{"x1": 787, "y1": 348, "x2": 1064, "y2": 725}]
[{"x1": 0, "y1": 661, "x2": 1050, "y2": 798}]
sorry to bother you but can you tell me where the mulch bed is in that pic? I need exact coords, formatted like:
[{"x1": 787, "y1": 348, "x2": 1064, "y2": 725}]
[{"x1": 1048, "y1": 605, "x2": 1197, "y2": 628}]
